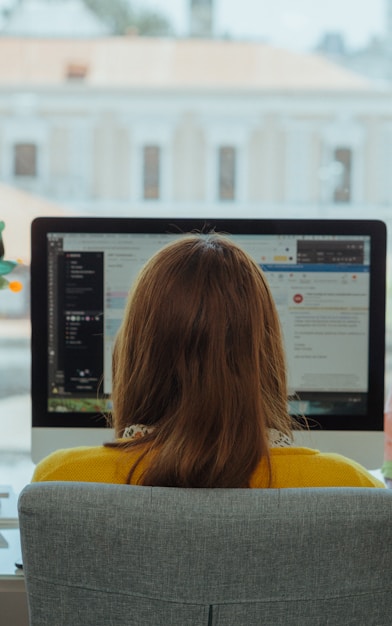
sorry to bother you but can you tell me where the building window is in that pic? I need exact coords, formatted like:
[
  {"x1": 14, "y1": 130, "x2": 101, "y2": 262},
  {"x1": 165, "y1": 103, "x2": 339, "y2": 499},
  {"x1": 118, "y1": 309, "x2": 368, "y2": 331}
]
[
  {"x1": 333, "y1": 147, "x2": 352, "y2": 203},
  {"x1": 143, "y1": 145, "x2": 160, "y2": 200},
  {"x1": 218, "y1": 146, "x2": 236, "y2": 201},
  {"x1": 13, "y1": 143, "x2": 37, "y2": 177}
]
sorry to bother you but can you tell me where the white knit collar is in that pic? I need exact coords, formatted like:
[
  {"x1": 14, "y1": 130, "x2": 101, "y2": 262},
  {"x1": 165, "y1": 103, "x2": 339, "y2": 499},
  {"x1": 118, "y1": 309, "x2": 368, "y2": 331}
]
[
  {"x1": 268, "y1": 428, "x2": 293, "y2": 448},
  {"x1": 122, "y1": 424, "x2": 292, "y2": 447},
  {"x1": 122, "y1": 424, "x2": 154, "y2": 440}
]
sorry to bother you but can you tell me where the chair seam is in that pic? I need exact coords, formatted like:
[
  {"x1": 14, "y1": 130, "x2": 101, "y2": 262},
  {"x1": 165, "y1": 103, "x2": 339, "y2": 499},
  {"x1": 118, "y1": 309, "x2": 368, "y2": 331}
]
[{"x1": 26, "y1": 576, "x2": 389, "y2": 605}]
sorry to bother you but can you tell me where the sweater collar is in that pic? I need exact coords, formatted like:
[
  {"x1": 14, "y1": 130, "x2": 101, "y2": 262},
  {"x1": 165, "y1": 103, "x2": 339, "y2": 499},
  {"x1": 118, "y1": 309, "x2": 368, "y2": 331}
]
[{"x1": 122, "y1": 424, "x2": 293, "y2": 448}]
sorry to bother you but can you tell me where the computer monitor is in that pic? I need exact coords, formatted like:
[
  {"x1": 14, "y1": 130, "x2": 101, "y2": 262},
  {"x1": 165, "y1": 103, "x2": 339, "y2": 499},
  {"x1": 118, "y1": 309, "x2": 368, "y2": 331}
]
[{"x1": 31, "y1": 217, "x2": 386, "y2": 468}]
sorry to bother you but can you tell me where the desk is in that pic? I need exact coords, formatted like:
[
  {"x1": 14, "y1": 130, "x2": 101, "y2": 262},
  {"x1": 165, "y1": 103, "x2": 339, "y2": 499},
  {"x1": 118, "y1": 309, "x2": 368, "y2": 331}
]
[{"x1": 0, "y1": 528, "x2": 28, "y2": 626}]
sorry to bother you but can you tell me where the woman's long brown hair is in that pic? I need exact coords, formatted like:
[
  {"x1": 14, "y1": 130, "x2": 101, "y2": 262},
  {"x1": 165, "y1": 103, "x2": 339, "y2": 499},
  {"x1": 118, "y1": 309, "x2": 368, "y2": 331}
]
[{"x1": 106, "y1": 234, "x2": 292, "y2": 487}]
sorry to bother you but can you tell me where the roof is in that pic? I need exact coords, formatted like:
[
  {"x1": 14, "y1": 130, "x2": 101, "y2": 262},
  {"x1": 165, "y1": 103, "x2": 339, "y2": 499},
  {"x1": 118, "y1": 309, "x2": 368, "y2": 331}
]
[{"x1": 0, "y1": 37, "x2": 370, "y2": 90}]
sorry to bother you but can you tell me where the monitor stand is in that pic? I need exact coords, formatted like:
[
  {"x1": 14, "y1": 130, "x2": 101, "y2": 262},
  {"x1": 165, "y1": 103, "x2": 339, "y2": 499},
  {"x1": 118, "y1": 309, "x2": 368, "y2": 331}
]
[{"x1": 293, "y1": 429, "x2": 384, "y2": 470}]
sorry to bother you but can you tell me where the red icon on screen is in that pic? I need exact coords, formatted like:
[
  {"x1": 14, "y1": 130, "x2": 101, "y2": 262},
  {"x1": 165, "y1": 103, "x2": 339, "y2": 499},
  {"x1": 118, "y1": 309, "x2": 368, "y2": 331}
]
[{"x1": 293, "y1": 294, "x2": 303, "y2": 304}]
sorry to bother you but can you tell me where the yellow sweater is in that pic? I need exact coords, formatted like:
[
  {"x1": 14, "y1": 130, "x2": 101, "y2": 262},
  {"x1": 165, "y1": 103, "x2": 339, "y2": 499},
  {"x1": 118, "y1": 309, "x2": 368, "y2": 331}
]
[{"x1": 31, "y1": 444, "x2": 385, "y2": 488}]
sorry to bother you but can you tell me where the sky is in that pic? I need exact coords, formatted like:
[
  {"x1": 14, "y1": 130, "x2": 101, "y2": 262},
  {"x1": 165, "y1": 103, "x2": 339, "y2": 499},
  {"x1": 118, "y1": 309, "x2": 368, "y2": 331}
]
[{"x1": 135, "y1": 0, "x2": 386, "y2": 52}]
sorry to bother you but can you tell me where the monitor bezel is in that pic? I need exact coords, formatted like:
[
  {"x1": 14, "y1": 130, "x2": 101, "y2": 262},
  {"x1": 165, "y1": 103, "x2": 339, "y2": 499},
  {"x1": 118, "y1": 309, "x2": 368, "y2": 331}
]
[{"x1": 31, "y1": 217, "x2": 387, "y2": 433}]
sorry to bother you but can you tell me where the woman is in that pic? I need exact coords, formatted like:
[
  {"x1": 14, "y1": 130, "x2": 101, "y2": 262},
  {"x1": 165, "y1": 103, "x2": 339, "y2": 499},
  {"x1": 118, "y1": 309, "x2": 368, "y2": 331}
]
[{"x1": 32, "y1": 234, "x2": 383, "y2": 488}]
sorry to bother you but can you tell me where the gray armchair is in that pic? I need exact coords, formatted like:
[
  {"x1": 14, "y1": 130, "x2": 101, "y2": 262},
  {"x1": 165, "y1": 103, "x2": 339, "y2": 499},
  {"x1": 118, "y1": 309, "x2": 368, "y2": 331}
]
[{"x1": 18, "y1": 482, "x2": 392, "y2": 626}]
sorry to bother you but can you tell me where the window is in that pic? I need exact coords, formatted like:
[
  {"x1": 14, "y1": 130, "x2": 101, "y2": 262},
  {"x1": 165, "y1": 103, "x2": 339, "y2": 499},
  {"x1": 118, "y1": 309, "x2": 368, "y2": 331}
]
[
  {"x1": 333, "y1": 147, "x2": 352, "y2": 204},
  {"x1": 13, "y1": 143, "x2": 37, "y2": 177},
  {"x1": 143, "y1": 145, "x2": 160, "y2": 200},
  {"x1": 218, "y1": 146, "x2": 236, "y2": 201},
  {"x1": 1, "y1": 1, "x2": 392, "y2": 490}
]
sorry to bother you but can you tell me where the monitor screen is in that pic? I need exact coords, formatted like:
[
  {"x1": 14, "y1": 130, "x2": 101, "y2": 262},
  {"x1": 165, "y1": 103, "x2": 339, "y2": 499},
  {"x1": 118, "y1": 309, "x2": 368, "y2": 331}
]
[{"x1": 31, "y1": 217, "x2": 387, "y2": 466}]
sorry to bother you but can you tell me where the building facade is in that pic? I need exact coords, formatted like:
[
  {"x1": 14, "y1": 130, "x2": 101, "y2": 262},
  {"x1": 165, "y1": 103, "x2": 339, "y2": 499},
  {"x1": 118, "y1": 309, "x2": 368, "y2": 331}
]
[{"x1": 0, "y1": 37, "x2": 390, "y2": 223}]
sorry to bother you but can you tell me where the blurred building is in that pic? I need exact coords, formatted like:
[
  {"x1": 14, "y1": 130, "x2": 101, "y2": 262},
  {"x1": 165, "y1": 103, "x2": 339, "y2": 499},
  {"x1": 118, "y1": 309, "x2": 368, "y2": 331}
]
[{"x1": 0, "y1": 36, "x2": 390, "y2": 222}]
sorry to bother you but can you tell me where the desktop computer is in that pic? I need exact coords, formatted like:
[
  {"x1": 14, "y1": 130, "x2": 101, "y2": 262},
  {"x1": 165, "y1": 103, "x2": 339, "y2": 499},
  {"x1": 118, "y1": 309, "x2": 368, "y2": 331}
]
[{"x1": 30, "y1": 217, "x2": 386, "y2": 468}]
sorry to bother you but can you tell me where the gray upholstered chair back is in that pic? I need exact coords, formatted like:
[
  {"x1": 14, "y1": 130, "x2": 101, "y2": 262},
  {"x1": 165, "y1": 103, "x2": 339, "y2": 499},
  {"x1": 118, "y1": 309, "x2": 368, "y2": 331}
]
[{"x1": 18, "y1": 482, "x2": 392, "y2": 626}]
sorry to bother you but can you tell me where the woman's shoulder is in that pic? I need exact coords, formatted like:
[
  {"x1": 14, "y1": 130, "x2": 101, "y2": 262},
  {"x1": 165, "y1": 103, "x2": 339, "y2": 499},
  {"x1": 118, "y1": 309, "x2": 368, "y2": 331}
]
[
  {"x1": 31, "y1": 445, "x2": 129, "y2": 483},
  {"x1": 256, "y1": 446, "x2": 385, "y2": 488}
]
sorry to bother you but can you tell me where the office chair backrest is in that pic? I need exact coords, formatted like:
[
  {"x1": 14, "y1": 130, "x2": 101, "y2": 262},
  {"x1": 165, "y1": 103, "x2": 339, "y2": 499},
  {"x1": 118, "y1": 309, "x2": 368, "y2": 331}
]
[{"x1": 18, "y1": 482, "x2": 392, "y2": 626}]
